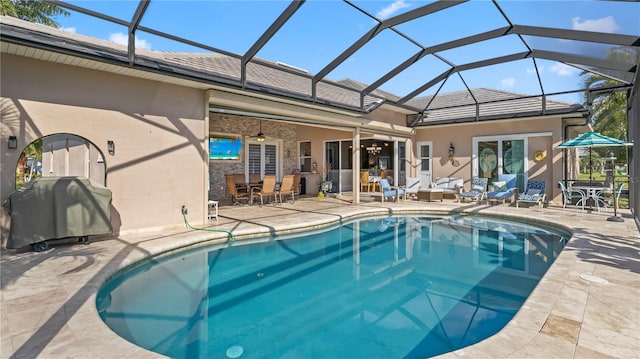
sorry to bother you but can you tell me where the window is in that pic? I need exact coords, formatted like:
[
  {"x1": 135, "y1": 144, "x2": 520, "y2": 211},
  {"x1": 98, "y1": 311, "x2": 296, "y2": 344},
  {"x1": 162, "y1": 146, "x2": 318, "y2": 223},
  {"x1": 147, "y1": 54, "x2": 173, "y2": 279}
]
[{"x1": 299, "y1": 141, "x2": 311, "y2": 172}]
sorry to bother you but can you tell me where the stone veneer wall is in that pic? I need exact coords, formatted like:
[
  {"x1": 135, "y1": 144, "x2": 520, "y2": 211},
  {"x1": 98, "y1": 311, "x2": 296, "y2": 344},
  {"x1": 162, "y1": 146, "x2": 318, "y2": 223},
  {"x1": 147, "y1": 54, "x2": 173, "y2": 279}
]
[{"x1": 209, "y1": 112, "x2": 298, "y2": 201}]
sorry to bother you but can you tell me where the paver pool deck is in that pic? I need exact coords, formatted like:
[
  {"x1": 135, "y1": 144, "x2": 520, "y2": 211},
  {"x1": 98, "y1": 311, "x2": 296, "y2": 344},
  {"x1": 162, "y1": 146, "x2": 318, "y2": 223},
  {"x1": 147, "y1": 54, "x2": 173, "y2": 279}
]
[{"x1": 1, "y1": 197, "x2": 639, "y2": 358}]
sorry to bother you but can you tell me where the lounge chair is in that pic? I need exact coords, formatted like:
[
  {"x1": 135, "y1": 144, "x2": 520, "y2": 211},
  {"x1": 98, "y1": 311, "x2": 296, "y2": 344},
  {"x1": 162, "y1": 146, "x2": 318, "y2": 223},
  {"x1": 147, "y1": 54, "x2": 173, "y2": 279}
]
[
  {"x1": 225, "y1": 174, "x2": 249, "y2": 205},
  {"x1": 378, "y1": 178, "x2": 405, "y2": 202},
  {"x1": 558, "y1": 181, "x2": 585, "y2": 209},
  {"x1": 486, "y1": 174, "x2": 518, "y2": 205},
  {"x1": 251, "y1": 175, "x2": 277, "y2": 206},
  {"x1": 516, "y1": 180, "x2": 546, "y2": 210},
  {"x1": 458, "y1": 177, "x2": 488, "y2": 204},
  {"x1": 277, "y1": 174, "x2": 296, "y2": 204}
]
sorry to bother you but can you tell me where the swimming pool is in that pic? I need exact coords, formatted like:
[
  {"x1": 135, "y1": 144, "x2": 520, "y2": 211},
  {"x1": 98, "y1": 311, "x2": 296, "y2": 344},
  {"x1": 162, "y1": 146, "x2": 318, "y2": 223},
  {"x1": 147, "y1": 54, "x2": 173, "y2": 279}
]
[{"x1": 97, "y1": 214, "x2": 570, "y2": 358}]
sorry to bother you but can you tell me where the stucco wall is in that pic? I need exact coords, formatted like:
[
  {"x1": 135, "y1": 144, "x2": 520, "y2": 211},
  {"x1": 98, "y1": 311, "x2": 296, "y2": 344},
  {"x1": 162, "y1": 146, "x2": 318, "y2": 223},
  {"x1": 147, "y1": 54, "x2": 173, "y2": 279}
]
[
  {"x1": 1, "y1": 55, "x2": 207, "y2": 245},
  {"x1": 295, "y1": 125, "x2": 353, "y2": 171},
  {"x1": 414, "y1": 117, "x2": 564, "y2": 202},
  {"x1": 363, "y1": 106, "x2": 406, "y2": 126}
]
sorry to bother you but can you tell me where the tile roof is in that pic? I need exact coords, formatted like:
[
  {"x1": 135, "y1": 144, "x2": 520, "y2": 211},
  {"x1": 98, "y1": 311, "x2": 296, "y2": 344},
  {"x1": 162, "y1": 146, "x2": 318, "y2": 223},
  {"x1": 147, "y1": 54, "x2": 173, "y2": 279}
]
[
  {"x1": 406, "y1": 88, "x2": 585, "y2": 125},
  {"x1": 1, "y1": 16, "x2": 585, "y2": 125}
]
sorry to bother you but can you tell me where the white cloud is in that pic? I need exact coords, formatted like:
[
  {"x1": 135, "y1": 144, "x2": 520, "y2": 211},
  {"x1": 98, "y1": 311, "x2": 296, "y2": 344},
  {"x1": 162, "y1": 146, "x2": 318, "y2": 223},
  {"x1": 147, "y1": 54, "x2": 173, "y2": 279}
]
[
  {"x1": 109, "y1": 32, "x2": 152, "y2": 50},
  {"x1": 526, "y1": 65, "x2": 543, "y2": 75},
  {"x1": 550, "y1": 62, "x2": 578, "y2": 77},
  {"x1": 571, "y1": 16, "x2": 620, "y2": 33},
  {"x1": 501, "y1": 77, "x2": 516, "y2": 88},
  {"x1": 61, "y1": 27, "x2": 76, "y2": 33},
  {"x1": 377, "y1": 0, "x2": 411, "y2": 20}
]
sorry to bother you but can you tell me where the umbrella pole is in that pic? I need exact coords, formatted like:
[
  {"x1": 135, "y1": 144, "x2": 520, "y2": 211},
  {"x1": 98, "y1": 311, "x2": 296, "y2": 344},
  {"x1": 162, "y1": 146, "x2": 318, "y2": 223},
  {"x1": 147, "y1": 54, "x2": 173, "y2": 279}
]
[
  {"x1": 589, "y1": 147, "x2": 593, "y2": 187},
  {"x1": 607, "y1": 179, "x2": 623, "y2": 222},
  {"x1": 587, "y1": 146, "x2": 598, "y2": 210}
]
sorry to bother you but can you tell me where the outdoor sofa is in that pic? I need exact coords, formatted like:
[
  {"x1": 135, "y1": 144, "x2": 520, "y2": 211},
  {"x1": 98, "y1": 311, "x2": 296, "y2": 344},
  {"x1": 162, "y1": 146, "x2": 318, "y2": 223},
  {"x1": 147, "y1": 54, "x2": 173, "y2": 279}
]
[{"x1": 431, "y1": 177, "x2": 464, "y2": 199}]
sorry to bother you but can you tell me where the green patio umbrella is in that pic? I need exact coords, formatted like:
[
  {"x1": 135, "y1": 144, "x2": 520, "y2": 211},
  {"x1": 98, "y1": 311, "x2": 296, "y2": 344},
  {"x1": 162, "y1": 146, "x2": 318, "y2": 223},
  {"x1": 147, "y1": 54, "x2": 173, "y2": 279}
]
[
  {"x1": 556, "y1": 131, "x2": 632, "y2": 220},
  {"x1": 557, "y1": 132, "x2": 632, "y2": 181},
  {"x1": 557, "y1": 131, "x2": 632, "y2": 148}
]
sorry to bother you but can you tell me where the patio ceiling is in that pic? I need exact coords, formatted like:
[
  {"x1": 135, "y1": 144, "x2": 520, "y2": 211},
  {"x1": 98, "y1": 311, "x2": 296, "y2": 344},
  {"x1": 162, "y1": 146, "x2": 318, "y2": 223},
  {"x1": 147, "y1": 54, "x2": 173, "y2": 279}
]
[{"x1": 2, "y1": 0, "x2": 639, "y2": 126}]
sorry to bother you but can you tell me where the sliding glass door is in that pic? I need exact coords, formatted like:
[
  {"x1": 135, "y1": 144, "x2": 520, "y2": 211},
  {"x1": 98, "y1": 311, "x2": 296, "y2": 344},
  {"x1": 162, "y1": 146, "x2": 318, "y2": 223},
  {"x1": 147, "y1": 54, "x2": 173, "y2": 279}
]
[
  {"x1": 475, "y1": 138, "x2": 526, "y2": 192},
  {"x1": 502, "y1": 140, "x2": 525, "y2": 191}
]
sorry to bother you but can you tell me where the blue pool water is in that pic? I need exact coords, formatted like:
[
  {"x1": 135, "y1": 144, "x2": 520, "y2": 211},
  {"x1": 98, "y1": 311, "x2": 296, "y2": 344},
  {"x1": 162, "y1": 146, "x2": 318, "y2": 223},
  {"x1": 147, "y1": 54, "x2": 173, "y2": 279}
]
[{"x1": 97, "y1": 214, "x2": 569, "y2": 359}]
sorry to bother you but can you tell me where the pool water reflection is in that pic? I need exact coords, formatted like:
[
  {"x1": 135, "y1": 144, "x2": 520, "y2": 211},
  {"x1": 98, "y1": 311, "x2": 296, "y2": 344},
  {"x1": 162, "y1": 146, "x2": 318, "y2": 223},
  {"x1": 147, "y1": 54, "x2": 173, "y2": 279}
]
[{"x1": 97, "y1": 214, "x2": 569, "y2": 359}]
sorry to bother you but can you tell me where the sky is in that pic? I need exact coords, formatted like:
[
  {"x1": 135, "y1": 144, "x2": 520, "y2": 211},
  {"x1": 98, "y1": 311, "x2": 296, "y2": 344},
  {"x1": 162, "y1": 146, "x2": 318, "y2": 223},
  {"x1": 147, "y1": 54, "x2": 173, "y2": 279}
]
[{"x1": 55, "y1": 0, "x2": 639, "y2": 105}]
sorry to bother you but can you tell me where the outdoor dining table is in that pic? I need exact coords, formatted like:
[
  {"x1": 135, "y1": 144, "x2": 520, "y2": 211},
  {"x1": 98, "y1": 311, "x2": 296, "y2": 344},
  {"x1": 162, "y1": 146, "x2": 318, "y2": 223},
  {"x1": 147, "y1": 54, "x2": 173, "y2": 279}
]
[{"x1": 572, "y1": 185, "x2": 613, "y2": 211}]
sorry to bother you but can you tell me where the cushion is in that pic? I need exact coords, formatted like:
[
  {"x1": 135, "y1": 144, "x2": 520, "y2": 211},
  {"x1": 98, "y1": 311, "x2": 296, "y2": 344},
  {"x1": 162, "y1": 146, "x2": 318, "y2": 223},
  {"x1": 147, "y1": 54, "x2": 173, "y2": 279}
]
[
  {"x1": 472, "y1": 185, "x2": 485, "y2": 193},
  {"x1": 460, "y1": 191, "x2": 481, "y2": 198},
  {"x1": 526, "y1": 189, "x2": 541, "y2": 196},
  {"x1": 492, "y1": 181, "x2": 507, "y2": 192},
  {"x1": 489, "y1": 191, "x2": 513, "y2": 199},
  {"x1": 519, "y1": 193, "x2": 542, "y2": 202},
  {"x1": 433, "y1": 177, "x2": 449, "y2": 186}
]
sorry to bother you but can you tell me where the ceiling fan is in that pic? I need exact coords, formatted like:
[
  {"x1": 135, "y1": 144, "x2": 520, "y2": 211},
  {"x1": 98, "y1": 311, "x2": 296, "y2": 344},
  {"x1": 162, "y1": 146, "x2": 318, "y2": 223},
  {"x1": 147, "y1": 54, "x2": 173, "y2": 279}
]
[{"x1": 251, "y1": 120, "x2": 266, "y2": 142}]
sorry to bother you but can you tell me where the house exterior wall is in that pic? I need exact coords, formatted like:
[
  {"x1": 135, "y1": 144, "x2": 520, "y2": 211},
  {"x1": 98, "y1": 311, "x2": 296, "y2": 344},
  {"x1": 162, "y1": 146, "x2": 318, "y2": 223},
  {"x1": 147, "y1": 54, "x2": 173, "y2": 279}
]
[
  {"x1": 363, "y1": 106, "x2": 406, "y2": 126},
  {"x1": 414, "y1": 117, "x2": 564, "y2": 202},
  {"x1": 1, "y1": 54, "x2": 207, "y2": 246}
]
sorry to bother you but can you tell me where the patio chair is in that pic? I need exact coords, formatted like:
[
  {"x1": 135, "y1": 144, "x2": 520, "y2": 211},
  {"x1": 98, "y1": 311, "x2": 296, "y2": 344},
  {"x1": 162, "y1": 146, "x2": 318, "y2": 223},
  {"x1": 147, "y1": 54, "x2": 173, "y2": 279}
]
[
  {"x1": 225, "y1": 174, "x2": 249, "y2": 205},
  {"x1": 251, "y1": 175, "x2": 277, "y2": 206},
  {"x1": 277, "y1": 174, "x2": 296, "y2": 204},
  {"x1": 558, "y1": 181, "x2": 586, "y2": 210},
  {"x1": 516, "y1": 180, "x2": 546, "y2": 210},
  {"x1": 404, "y1": 177, "x2": 421, "y2": 199},
  {"x1": 458, "y1": 177, "x2": 488, "y2": 204},
  {"x1": 595, "y1": 181, "x2": 624, "y2": 212},
  {"x1": 360, "y1": 171, "x2": 373, "y2": 192},
  {"x1": 292, "y1": 173, "x2": 301, "y2": 196},
  {"x1": 378, "y1": 178, "x2": 405, "y2": 202},
  {"x1": 486, "y1": 174, "x2": 518, "y2": 205},
  {"x1": 249, "y1": 173, "x2": 261, "y2": 186}
]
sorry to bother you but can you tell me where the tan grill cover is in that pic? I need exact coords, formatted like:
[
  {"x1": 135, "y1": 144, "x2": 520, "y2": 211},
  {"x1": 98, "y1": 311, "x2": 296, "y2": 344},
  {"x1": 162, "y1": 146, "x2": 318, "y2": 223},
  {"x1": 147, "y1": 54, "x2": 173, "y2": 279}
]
[{"x1": 3, "y1": 176, "x2": 112, "y2": 249}]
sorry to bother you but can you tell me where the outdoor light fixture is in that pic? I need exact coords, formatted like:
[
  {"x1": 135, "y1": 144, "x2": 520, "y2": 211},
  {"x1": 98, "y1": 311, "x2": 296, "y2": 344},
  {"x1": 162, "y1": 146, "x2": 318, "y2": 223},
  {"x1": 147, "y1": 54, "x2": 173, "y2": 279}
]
[
  {"x1": 448, "y1": 143, "x2": 460, "y2": 167},
  {"x1": 107, "y1": 140, "x2": 115, "y2": 155},
  {"x1": 8, "y1": 136, "x2": 17, "y2": 149},
  {"x1": 366, "y1": 143, "x2": 382, "y2": 155},
  {"x1": 255, "y1": 120, "x2": 266, "y2": 142}
]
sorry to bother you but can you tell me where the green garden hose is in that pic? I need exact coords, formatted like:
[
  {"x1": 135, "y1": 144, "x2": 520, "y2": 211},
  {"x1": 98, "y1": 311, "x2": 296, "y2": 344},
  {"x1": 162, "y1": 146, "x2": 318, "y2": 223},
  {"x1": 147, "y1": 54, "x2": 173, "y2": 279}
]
[{"x1": 182, "y1": 212, "x2": 235, "y2": 241}]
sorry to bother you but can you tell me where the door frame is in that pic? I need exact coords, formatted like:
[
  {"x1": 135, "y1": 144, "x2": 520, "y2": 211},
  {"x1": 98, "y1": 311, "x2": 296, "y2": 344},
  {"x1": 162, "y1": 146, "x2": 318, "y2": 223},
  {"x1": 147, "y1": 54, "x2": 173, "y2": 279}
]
[
  {"x1": 416, "y1": 141, "x2": 433, "y2": 188},
  {"x1": 472, "y1": 132, "x2": 550, "y2": 185},
  {"x1": 245, "y1": 138, "x2": 282, "y2": 180}
]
